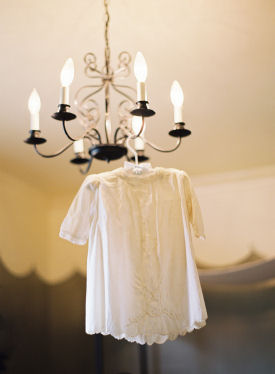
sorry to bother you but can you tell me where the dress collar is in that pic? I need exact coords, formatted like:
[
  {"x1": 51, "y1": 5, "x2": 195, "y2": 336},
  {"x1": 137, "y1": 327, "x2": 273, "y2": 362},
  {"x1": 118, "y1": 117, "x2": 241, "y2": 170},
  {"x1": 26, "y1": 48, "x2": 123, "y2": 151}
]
[{"x1": 123, "y1": 161, "x2": 153, "y2": 175}]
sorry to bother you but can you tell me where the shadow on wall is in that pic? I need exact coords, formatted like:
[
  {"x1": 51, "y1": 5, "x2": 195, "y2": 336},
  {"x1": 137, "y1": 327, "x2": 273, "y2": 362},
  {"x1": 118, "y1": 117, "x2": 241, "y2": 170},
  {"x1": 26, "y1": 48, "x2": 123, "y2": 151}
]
[
  {"x1": 0, "y1": 259, "x2": 275, "y2": 374},
  {"x1": 154, "y1": 281, "x2": 275, "y2": 374}
]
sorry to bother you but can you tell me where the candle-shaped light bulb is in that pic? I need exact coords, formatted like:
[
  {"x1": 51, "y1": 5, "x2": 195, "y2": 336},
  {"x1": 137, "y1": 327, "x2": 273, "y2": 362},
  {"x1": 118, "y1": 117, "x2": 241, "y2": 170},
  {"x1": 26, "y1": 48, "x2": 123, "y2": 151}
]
[
  {"x1": 73, "y1": 139, "x2": 84, "y2": 154},
  {"x1": 170, "y1": 80, "x2": 184, "y2": 123},
  {"x1": 28, "y1": 88, "x2": 41, "y2": 130},
  {"x1": 60, "y1": 58, "x2": 74, "y2": 86},
  {"x1": 28, "y1": 88, "x2": 41, "y2": 113},
  {"x1": 132, "y1": 116, "x2": 146, "y2": 151},
  {"x1": 170, "y1": 80, "x2": 184, "y2": 107},
  {"x1": 60, "y1": 58, "x2": 74, "y2": 105},
  {"x1": 134, "y1": 52, "x2": 148, "y2": 101},
  {"x1": 134, "y1": 52, "x2": 147, "y2": 82}
]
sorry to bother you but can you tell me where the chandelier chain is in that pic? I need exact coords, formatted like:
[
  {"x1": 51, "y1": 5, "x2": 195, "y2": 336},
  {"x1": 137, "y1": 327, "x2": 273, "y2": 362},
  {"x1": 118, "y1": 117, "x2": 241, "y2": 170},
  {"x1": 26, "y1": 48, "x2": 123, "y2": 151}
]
[{"x1": 104, "y1": 0, "x2": 110, "y2": 74}]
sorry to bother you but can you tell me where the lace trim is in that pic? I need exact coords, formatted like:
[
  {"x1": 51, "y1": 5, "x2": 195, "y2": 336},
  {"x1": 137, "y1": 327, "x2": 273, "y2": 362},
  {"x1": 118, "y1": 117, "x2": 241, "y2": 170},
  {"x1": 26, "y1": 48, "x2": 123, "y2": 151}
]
[{"x1": 86, "y1": 319, "x2": 207, "y2": 345}]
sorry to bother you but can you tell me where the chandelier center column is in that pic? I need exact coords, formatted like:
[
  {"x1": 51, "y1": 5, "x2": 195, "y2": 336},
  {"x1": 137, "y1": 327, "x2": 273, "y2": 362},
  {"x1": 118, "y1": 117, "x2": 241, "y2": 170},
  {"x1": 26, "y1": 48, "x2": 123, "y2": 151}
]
[{"x1": 104, "y1": 0, "x2": 111, "y2": 143}]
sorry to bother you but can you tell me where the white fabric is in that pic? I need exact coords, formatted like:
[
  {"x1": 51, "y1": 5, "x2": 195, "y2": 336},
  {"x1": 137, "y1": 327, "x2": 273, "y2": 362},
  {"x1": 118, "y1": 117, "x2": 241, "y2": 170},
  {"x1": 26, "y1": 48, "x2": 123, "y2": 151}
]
[{"x1": 60, "y1": 162, "x2": 207, "y2": 345}]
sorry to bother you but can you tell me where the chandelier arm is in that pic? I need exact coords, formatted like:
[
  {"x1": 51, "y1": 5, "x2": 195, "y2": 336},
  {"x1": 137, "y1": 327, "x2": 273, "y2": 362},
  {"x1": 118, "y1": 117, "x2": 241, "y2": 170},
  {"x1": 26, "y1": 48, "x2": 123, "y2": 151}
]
[
  {"x1": 136, "y1": 117, "x2": 146, "y2": 138},
  {"x1": 33, "y1": 142, "x2": 73, "y2": 158},
  {"x1": 114, "y1": 127, "x2": 128, "y2": 144},
  {"x1": 79, "y1": 157, "x2": 93, "y2": 175},
  {"x1": 83, "y1": 134, "x2": 99, "y2": 144},
  {"x1": 116, "y1": 123, "x2": 141, "y2": 139},
  {"x1": 126, "y1": 116, "x2": 145, "y2": 139},
  {"x1": 113, "y1": 124, "x2": 130, "y2": 142},
  {"x1": 62, "y1": 121, "x2": 101, "y2": 145},
  {"x1": 111, "y1": 83, "x2": 136, "y2": 103},
  {"x1": 145, "y1": 137, "x2": 182, "y2": 153},
  {"x1": 87, "y1": 128, "x2": 102, "y2": 143},
  {"x1": 62, "y1": 121, "x2": 78, "y2": 142},
  {"x1": 114, "y1": 122, "x2": 144, "y2": 143},
  {"x1": 113, "y1": 127, "x2": 120, "y2": 143},
  {"x1": 121, "y1": 137, "x2": 127, "y2": 146},
  {"x1": 114, "y1": 127, "x2": 127, "y2": 143}
]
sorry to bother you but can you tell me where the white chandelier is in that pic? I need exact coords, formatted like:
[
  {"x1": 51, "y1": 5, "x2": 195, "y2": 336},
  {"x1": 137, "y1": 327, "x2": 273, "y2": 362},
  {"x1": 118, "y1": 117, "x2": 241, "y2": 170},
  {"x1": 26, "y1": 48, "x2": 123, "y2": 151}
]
[{"x1": 24, "y1": 0, "x2": 191, "y2": 174}]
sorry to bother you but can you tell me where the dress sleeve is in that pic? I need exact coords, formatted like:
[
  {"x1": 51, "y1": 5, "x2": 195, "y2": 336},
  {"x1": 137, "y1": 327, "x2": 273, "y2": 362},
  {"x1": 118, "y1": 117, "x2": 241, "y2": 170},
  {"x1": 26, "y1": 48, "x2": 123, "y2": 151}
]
[
  {"x1": 182, "y1": 173, "x2": 205, "y2": 240},
  {"x1": 59, "y1": 177, "x2": 97, "y2": 245}
]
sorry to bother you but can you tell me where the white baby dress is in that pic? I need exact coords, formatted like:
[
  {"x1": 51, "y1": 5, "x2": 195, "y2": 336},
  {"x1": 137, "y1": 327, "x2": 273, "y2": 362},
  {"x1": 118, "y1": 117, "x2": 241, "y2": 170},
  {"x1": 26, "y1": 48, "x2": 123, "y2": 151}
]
[{"x1": 60, "y1": 162, "x2": 207, "y2": 345}]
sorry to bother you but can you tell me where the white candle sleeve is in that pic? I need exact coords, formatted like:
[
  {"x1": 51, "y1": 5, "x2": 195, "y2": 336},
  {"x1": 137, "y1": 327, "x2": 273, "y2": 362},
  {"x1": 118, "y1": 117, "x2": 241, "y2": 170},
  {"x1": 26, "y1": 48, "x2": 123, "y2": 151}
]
[
  {"x1": 30, "y1": 112, "x2": 40, "y2": 130},
  {"x1": 60, "y1": 86, "x2": 69, "y2": 105},
  {"x1": 137, "y1": 82, "x2": 147, "y2": 101},
  {"x1": 73, "y1": 139, "x2": 84, "y2": 153},
  {"x1": 174, "y1": 106, "x2": 183, "y2": 123}
]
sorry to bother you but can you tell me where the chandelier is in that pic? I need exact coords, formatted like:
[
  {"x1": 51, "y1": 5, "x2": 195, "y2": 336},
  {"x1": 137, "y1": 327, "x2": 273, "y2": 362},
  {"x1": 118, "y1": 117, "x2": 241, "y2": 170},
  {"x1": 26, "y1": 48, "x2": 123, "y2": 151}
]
[{"x1": 24, "y1": 0, "x2": 191, "y2": 174}]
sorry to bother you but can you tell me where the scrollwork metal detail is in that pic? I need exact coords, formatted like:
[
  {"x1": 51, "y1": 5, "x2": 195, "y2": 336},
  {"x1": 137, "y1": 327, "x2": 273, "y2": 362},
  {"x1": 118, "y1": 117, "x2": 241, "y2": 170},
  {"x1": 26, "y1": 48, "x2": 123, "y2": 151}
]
[
  {"x1": 115, "y1": 51, "x2": 131, "y2": 78},
  {"x1": 74, "y1": 84, "x2": 104, "y2": 129},
  {"x1": 118, "y1": 100, "x2": 133, "y2": 124},
  {"x1": 84, "y1": 53, "x2": 100, "y2": 78},
  {"x1": 111, "y1": 83, "x2": 136, "y2": 126}
]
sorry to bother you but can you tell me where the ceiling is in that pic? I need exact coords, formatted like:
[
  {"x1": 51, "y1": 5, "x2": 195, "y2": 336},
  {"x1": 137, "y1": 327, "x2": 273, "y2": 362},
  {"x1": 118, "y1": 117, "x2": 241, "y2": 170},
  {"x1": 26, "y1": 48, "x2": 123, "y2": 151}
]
[{"x1": 0, "y1": 0, "x2": 274, "y2": 194}]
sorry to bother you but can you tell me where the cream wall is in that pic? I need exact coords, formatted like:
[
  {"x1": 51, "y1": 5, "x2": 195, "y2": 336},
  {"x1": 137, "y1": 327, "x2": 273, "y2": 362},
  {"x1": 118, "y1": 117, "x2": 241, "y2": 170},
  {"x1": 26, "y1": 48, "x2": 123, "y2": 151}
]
[
  {"x1": 0, "y1": 168, "x2": 49, "y2": 280},
  {"x1": 0, "y1": 167, "x2": 87, "y2": 284},
  {"x1": 1, "y1": 164, "x2": 275, "y2": 284},
  {"x1": 193, "y1": 165, "x2": 275, "y2": 266},
  {"x1": 46, "y1": 194, "x2": 88, "y2": 284}
]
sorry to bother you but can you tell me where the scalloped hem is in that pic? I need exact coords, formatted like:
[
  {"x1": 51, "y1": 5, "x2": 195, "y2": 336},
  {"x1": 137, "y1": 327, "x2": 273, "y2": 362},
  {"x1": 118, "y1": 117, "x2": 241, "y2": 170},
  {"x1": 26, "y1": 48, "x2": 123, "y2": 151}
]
[{"x1": 86, "y1": 319, "x2": 207, "y2": 345}]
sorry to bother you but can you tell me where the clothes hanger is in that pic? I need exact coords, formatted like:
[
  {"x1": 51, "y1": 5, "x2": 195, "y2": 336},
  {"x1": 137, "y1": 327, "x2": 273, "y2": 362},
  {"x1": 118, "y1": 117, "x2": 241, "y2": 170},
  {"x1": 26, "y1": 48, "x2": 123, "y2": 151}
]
[
  {"x1": 126, "y1": 135, "x2": 139, "y2": 166},
  {"x1": 125, "y1": 136, "x2": 144, "y2": 175}
]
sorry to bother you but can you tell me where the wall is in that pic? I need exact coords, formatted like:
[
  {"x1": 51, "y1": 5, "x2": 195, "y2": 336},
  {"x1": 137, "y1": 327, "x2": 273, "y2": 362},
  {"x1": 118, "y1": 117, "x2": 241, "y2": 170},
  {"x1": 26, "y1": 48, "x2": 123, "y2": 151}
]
[
  {"x1": 46, "y1": 194, "x2": 87, "y2": 284},
  {"x1": 0, "y1": 169, "x2": 50, "y2": 372},
  {"x1": 0, "y1": 169, "x2": 49, "y2": 280},
  {"x1": 151, "y1": 282, "x2": 275, "y2": 374},
  {"x1": 193, "y1": 164, "x2": 275, "y2": 265}
]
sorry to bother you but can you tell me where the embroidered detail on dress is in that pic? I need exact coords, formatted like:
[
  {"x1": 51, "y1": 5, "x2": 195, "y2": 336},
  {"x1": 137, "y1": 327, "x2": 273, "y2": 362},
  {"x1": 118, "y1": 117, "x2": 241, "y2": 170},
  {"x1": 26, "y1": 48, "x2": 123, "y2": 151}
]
[{"x1": 126, "y1": 191, "x2": 183, "y2": 334}]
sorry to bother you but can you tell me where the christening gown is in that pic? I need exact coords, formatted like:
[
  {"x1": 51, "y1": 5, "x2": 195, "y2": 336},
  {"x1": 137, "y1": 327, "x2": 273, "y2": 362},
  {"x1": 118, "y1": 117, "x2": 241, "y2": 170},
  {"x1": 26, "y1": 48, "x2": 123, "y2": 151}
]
[{"x1": 59, "y1": 162, "x2": 207, "y2": 345}]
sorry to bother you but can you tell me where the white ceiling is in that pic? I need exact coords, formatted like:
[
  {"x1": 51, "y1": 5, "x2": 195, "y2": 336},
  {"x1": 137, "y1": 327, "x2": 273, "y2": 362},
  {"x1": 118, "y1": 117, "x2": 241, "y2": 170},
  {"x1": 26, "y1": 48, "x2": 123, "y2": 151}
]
[{"x1": 0, "y1": 0, "x2": 274, "y2": 193}]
